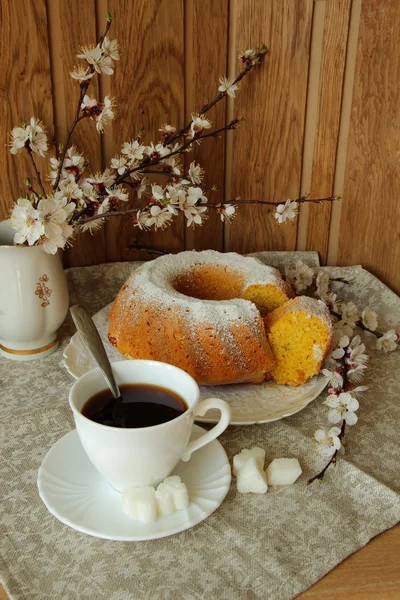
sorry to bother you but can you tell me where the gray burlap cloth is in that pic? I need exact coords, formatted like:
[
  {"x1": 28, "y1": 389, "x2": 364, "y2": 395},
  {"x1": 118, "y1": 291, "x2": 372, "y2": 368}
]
[{"x1": 1, "y1": 251, "x2": 399, "y2": 600}]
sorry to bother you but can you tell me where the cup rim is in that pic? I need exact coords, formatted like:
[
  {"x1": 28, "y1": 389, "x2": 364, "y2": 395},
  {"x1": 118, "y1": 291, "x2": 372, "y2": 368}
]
[{"x1": 69, "y1": 359, "x2": 200, "y2": 432}]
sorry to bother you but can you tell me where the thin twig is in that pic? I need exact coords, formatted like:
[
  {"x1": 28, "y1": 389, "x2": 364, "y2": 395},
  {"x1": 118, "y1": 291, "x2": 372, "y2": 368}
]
[
  {"x1": 27, "y1": 149, "x2": 46, "y2": 196},
  {"x1": 116, "y1": 120, "x2": 240, "y2": 184},
  {"x1": 216, "y1": 196, "x2": 339, "y2": 207},
  {"x1": 307, "y1": 354, "x2": 348, "y2": 485},
  {"x1": 53, "y1": 18, "x2": 111, "y2": 191},
  {"x1": 330, "y1": 310, "x2": 382, "y2": 339},
  {"x1": 77, "y1": 195, "x2": 339, "y2": 226},
  {"x1": 165, "y1": 53, "x2": 266, "y2": 146},
  {"x1": 307, "y1": 423, "x2": 346, "y2": 485},
  {"x1": 141, "y1": 169, "x2": 215, "y2": 190}
]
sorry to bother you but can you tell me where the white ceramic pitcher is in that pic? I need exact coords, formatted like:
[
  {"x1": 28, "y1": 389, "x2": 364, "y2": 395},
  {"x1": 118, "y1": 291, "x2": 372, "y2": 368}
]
[{"x1": 0, "y1": 220, "x2": 69, "y2": 360}]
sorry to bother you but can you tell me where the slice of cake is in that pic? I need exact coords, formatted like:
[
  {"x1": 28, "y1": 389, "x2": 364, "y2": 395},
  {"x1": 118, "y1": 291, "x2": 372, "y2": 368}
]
[{"x1": 264, "y1": 296, "x2": 332, "y2": 386}]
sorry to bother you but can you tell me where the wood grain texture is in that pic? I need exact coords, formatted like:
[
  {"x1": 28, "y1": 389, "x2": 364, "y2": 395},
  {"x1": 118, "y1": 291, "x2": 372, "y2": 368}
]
[
  {"x1": 46, "y1": 0, "x2": 106, "y2": 267},
  {"x1": 104, "y1": 0, "x2": 185, "y2": 262},
  {"x1": 305, "y1": 0, "x2": 351, "y2": 264},
  {"x1": 184, "y1": 0, "x2": 228, "y2": 251},
  {"x1": 338, "y1": 0, "x2": 400, "y2": 295},
  {"x1": 0, "y1": 0, "x2": 53, "y2": 221},
  {"x1": 1, "y1": 524, "x2": 399, "y2": 599},
  {"x1": 299, "y1": 524, "x2": 400, "y2": 599},
  {"x1": 228, "y1": 0, "x2": 313, "y2": 254}
]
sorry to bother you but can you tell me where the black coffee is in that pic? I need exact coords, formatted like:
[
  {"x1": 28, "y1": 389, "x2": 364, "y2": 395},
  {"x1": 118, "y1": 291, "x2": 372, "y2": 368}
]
[{"x1": 82, "y1": 383, "x2": 188, "y2": 428}]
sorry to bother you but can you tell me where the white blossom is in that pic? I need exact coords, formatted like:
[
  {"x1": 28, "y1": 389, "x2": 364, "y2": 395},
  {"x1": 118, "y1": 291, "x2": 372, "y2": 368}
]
[
  {"x1": 274, "y1": 200, "x2": 298, "y2": 224},
  {"x1": 352, "y1": 385, "x2": 369, "y2": 394},
  {"x1": 187, "y1": 186, "x2": 207, "y2": 205},
  {"x1": 59, "y1": 180, "x2": 84, "y2": 202},
  {"x1": 87, "y1": 169, "x2": 116, "y2": 188},
  {"x1": 151, "y1": 184, "x2": 165, "y2": 202},
  {"x1": 333, "y1": 320, "x2": 354, "y2": 343},
  {"x1": 376, "y1": 330, "x2": 398, "y2": 353},
  {"x1": 95, "y1": 97, "x2": 114, "y2": 132},
  {"x1": 325, "y1": 292, "x2": 340, "y2": 312},
  {"x1": 77, "y1": 45, "x2": 114, "y2": 75},
  {"x1": 145, "y1": 205, "x2": 173, "y2": 229},
  {"x1": 218, "y1": 76, "x2": 239, "y2": 98},
  {"x1": 161, "y1": 153, "x2": 181, "y2": 175},
  {"x1": 339, "y1": 301, "x2": 359, "y2": 327},
  {"x1": 331, "y1": 347, "x2": 346, "y2": 360},
  {"x1": 136, "y1": 177, "x2": 148, "y2": 200},
  {"x1": 313, "y1": 427, "x2": 342, "y2": 458},
  {"x1": 9, "y1": 126, "x2": 29, "y2": 155},
  {"x1": 81, "y1": 95, "x2": 98, "y2": 111},
  {"x1": 70, "y1": 66, "x2": 94, "y2": 82},
  {"x1": 145, "y1": 142, "x2": 170, "y2": 159},
  {"x1": 239, "y1": 49, "x2": 257, "y2": 63},
  {"x1": 37, "y1": 196, "x2": 74, "y2": 254},
  {"x1": 105, "y1": 185, "x2": 129, "y2": 203},
  {"x1": 101, "y1": 37, "x2": 120, "y2": 61},
  {"x1": 284, "y1": 260, "x2": 314, "y2": 293},
  {"x1": 80, "y1": 218, "x2": 103, "y2": 234},
  {"x1": 133, "y1": 209, "x2": 150, "y2": 230},
  {"x1": 361, "y1": 307, "x2": 378, "y2": 331},
  {"x1": 166, "y1": 184, "x2": 186, "y2": 209},
  {"x1": 190, "y1": 114, "x2": 212, "y2": 138},
  {"x1": 98, "y1": 198, "x2": 110, "y2": 215},
  {"x1": 321, "y1": 368, "x2": 343, "y2": 389},
  {"x1": 10, "y1": 198, "x2": 44, "y2": 246},
  {"x1": 347, "y1": 364, "x2": 367, "y2": 383},
  {"x1": 110, "y1": 156, "x2": 128, "y2": 175},
  {"x1": 188, "y1": 162, "x2": 204, "y2": 185},
  {"x1": 346, "y1": 335, "x2": 368, "y2": 367},
  {"x1": 121, "y1": 140, "x2": 145, "y2": 162},
  {"x1": 323, "y1": 392, "x2": 359, "y2": 426},
  {"x1": 219, "y1": 204, "x2": 236, "y2": 223},
  {"x1": 79, "y1": 180, "x2": 98, "y2": 204},
  {"x1": 159, "y1": 124, "x2": 176, "y2": 136},
  {"x1": 64, "y1": 146, "x2": 85, "y2": 173},
  {"x1": 27, "y1": 117, "x2": 48, "y2": 157},
  {"x1": 315, "y1": 271, "x2": 330, "y2": 300},
  {"x1": 181, "y1": 197, "x2": 208, "y2": 227}
]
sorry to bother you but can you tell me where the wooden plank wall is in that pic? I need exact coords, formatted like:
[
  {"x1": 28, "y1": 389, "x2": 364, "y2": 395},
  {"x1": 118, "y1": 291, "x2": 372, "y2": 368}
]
[{"x1": 0, "y1": 0, "x2": 399, "y2": 294}]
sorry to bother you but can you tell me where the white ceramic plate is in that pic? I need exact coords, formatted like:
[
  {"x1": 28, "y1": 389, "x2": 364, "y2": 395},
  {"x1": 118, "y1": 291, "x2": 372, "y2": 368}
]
[
  {"x1": 63, "y1": 303, "x2": 327, "y2": 425},
  {"x1": 37, "y1": 425, "x2": 231, "y2": 542}
]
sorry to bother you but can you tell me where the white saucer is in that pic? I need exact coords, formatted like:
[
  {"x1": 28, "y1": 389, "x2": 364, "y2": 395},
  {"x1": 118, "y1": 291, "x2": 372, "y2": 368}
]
[
  {"x1": 37, "y1": 425, "x2": 231, "y2": 541},
  {"x1": 63, "y1": 303, "x2": 327, "y2": 425}
]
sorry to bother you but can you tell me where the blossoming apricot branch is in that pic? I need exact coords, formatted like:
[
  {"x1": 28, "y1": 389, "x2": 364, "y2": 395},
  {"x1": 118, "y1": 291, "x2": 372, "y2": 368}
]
[
  {"x1": 8, "y1": 15, "x2": 337, "y2": 253},
  {"x1": 283, "y1": 260, "x2": 398, "y2": 482}
]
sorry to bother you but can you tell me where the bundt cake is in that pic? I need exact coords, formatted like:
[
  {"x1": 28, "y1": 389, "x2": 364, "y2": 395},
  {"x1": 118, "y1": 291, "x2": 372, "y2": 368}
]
[
  {"x1": 108, "y1": 250, "x2": 294, "y2": 385},
  {"x1": 264, "y1": 296, "x2": 333, "y2": 386}
]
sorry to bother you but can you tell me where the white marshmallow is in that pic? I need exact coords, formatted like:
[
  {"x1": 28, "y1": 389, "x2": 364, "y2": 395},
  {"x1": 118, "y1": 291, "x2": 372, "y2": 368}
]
[
  {"x1": 265, "y1": 458, "x2": 302, "y2": 486},
  {"x1": 155, "y1": 475, "x2": 189, "y2": 516},
  {"x1": 233, "y1": 447, "x2": 265, "y2": 476},
  {"x1": 236, "y1": 456, "x2": 268, "y2": 494},
  {"x1": 121, "y1": 486, "x2": 158, "y2": 523}
]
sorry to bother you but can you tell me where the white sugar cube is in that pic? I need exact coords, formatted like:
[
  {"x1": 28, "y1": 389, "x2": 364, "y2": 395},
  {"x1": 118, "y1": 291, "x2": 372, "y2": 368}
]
[
  {"x1": 233, "y1": 447, "x2": 265, "y2": 476},
  {"x1": 155, "y1": 475, "x2": 189, "y2": 516},
  {"x1": 236, "y1": 456, "x2": 268, "y2": 494},
  {"x1": 121, "y1": 486, "x2": 158, "y2": 523},
  {"x1": 266, "y1": 458, "x2": 302, "y2": 486}
]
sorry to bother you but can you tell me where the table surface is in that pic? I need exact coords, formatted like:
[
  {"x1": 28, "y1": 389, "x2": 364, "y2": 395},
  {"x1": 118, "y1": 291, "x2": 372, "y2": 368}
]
[
  {"x1": 1, "y1": 523, "x2": 399, "y2": 600},
  {"x1": 1, "y1": 257, "x2": 399, "y2": 600}
]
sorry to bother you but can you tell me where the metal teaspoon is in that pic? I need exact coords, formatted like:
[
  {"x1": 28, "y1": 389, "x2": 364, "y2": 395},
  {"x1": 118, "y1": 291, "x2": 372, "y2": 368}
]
[{"x1": 70, "y1": 305, "x2": 126, "y2": 426}]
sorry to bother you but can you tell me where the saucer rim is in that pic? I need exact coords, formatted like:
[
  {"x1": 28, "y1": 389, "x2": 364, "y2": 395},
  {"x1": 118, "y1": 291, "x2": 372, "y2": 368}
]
[{"x1": 37, "y1": 426, "x2": 231, "y2": 542}]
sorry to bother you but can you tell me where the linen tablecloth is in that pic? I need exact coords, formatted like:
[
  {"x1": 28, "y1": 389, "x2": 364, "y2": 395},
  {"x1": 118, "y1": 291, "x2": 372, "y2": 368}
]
[{"x1": 1, "y1": 251, "x2": 399, "y2": 600}]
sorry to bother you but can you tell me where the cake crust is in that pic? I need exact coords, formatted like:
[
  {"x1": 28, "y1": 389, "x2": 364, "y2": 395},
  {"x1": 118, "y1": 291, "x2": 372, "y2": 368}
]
[{"x1": 108, "y1": 250, "x2": 293, "y2": 385}]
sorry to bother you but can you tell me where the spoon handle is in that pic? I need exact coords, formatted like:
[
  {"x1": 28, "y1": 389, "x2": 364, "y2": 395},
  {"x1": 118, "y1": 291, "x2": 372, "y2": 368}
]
[{"x1": 70, "y1": 305, "x2": 120, "y2": 399}]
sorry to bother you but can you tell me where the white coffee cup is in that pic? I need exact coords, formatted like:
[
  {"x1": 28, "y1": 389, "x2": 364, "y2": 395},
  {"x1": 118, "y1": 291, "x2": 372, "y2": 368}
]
[{"x1": 69, "y1": 360, "x2": 231, "y2": 492}]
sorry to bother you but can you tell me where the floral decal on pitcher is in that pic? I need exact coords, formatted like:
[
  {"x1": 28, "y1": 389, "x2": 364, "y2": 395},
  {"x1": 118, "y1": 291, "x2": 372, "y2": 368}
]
[{"x1": 35, "y1": 274, "x2": 52, "y2": 307}]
